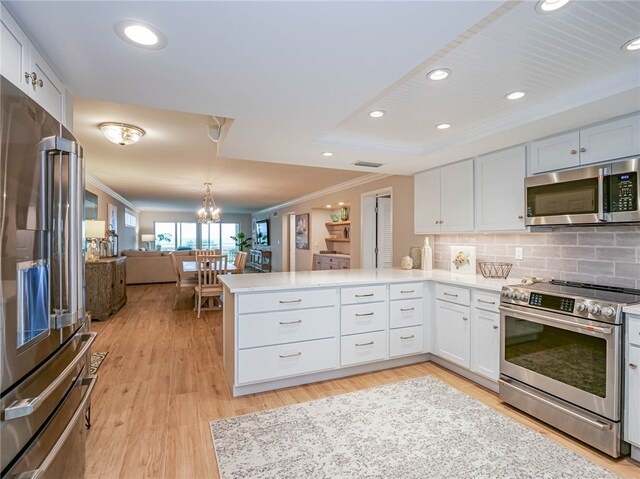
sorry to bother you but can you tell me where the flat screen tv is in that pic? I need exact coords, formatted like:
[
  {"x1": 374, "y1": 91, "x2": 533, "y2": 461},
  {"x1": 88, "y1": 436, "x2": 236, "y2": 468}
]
[{"x1": 256, "y1": 219, "x2": 269, "y2": 246}]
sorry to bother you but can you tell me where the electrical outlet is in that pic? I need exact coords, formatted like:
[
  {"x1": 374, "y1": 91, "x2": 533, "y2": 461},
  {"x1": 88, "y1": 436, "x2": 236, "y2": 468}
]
[{"x1": 515, "y1": 247, "x2": 523, "y2": 260}]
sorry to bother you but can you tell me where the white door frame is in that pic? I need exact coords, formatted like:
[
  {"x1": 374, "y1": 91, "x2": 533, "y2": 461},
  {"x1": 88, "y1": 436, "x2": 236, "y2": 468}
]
[
  {"x1": 289, "y1": 213, "x2": 296, "y2": 271},
  {"x1": 360, "y1": 187, "x2": 393, "y2": 269}
]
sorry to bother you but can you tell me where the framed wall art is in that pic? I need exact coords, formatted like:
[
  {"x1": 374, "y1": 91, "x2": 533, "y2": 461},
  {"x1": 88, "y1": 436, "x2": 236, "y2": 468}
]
[{"x1": 295, "y1": 213, "x2": 309, "y2": 250}]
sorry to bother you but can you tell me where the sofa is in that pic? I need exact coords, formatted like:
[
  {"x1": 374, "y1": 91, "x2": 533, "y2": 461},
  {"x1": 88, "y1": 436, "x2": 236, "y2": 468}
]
[{"x1": 121, "y1": 249, "x2": 196, "y2": 284}]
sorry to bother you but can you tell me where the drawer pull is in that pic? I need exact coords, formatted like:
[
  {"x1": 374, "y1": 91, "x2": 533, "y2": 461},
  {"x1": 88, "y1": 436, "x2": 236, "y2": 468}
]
[
  {"x1": 492, "y1": 325, "x2": 499, "y2": 330},
  {"x1": 477, "y1": 299, "x2": 496, "y2": 305},
  {"x1": 355, "y1": 341, "x2": 374, "y2": 347},
  {"x1": 630, "y1": 363, "x2": 638, "y2": 370},
  {"x1": 400, "y1": 290, "x2": 415, "y2": 294},
  {"x1": 279, "y1": 299, "x2": 302, "y2": 304},
  {"x1": 355, "y1": 312, "x2": 374, "y2": 317},
  {"x1": 400, "y1": 307, "x2": 415, "y2": 312},
  {"x1": 462, "y1": 316, "x2": 468, "y2": 321},
  {"x1": 443, "y1": 292, "x2": 458, "y2": 298},
  {"x1": 400, "y1": 335, "x2": 415, "y2": 340},
  {"x1": 279, "y1": 352, "x2": 302, "y2": 359},
  {"x1": 279, "y1": 319, "x2": 302, "y2": 325},
  {"x1": 355, "y1": 293, "x2": 374, "y2": 298}
]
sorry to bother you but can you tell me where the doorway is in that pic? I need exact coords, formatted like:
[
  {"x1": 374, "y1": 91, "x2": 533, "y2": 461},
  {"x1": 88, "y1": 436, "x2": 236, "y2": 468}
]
[{"x1": 361, "y1": 188, "x2": 392, "y2": 269}]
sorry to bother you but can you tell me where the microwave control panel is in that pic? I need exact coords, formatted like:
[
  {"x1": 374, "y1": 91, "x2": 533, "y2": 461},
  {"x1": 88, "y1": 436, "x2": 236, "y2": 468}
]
[{"x1": 609, "y1": 172, "x2": 637, "y2": 212}]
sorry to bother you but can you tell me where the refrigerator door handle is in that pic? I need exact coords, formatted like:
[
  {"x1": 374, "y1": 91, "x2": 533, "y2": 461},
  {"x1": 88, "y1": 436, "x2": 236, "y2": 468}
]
[
  {"x1": 14, "y1": 375, "x2": 97, "y2": 479},
  {"x1": 2, "y1": 332, "x2": 96, "y2": 421}
]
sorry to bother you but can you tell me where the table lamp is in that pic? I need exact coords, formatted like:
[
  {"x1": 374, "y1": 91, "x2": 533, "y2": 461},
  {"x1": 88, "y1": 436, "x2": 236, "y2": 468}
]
[
  {"x1": 141, "y1": 234, "x2": 155, "y2": 250},
  {"x1": 85, "y1": 220, "x2": 105, "y2": 261}
]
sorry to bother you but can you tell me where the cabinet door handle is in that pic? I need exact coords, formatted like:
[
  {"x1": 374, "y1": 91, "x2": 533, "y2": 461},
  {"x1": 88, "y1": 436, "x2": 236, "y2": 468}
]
[
  {"x1": 443, "y1": 292, "x2": 458, "y2": 297},
  {"x1": 355, "y1": 312, "x2": 374, "y2": 317},
  {"x1": 400, "y1": 335, "x2": 415, "y2": 340},
  {"x1": 462, "y1": 316, "x2": 469, "y2": 321},
  {"x1": 630, "y1": 363, "x2": 638, "y2": 369},
  {"x1": 570, "y1": 149, "x2": 577, "y2": 155},
  {"x1": 400, "y1": 307, "x2": 415, "y2": 312},
  {"x1": 279, "y1": 319, "x2": 302, "y2": 325},
  {"x1": 355, "y1": 341, "x2": 374, "y2": 347},
  {"x1": 355, "y1": 293, "x2": 374, "y2": 298},
  {"x1": 279, "y1": 352, "x2": 302, "y2": 359},
  {"x1": 518, "y1": 215, "x2": 524, "y2": 219},
  {"x1": 492, "y1": 325, "x2": 499, "y2": 330},
  {"x1": 279, "y1": 299, "x2": 302, "y2": 304},
  {"x1": 477, "y1": 299, "x2": 496, "y2": 305},
  {"x1": 580, "y1": 147, "x2": 586, "y2": 153},
  {"x1": 400, "y1": 290, "x2": 415, "y2": 294}
]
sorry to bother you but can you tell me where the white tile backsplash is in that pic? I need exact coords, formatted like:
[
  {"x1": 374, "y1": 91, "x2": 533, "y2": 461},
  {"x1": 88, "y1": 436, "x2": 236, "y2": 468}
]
[{"x1": 432, "y1": 226, "x2": 640, "y2": 288}]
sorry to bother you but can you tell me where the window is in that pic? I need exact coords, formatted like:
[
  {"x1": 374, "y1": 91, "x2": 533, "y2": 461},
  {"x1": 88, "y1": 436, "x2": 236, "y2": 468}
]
[
  {"x1": 177, "y1": 223, "x2": 197, "y2": 250},
  {"x1": 155, "y1": 222, "x2": 176, "y2": 251},
  {"x1": 124, "y1": 210, "x2": 137, "y2": 228},
  {"x1": 201, "y1": 223, "x2": 240, "y2": 259},
  {"x1": 154, "y1": 221, "x2": 240, "y2": 255}
]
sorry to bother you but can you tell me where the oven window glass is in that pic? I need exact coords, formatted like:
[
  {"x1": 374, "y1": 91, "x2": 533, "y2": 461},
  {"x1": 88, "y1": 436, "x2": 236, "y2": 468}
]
[
  {"x1": 504, "y1": 315, "x2": 606, "y2": 397},
  {"x1": 527, "y1": 178, "x2": 598, "y2": 217}
]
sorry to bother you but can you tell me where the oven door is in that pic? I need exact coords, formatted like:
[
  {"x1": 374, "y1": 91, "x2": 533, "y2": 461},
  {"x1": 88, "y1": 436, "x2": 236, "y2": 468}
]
[{"x1": 500, "y1": 304, "x2": 620, "y2": 420}]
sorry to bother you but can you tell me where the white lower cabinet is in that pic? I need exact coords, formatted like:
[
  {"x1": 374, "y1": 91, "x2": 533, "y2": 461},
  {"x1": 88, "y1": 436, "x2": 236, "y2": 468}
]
[
  {"x1": 238, "y1": 338, "x2": 338, "y2": 384},
  {"x1": 435, "y1": 300, "x2": 470, "y2": 368},
  {"x1": 341, "y1": 301, "x2": 387, "y2": 336},
  {"x1": 471, "y1": 308, "x2": 500, "y2": 380},
  {"x1": 625, "y1": 315, "x2": 640, "y2": 457},
  {"x1": 341, "y1": 330, "x2": 387, "y2": 366},
  {"x1": 390, "y1": 298, "x2": 423, "y2": 329},
  {"x1": 389, "y1": 326, "x2": 423, "y2": 358}
]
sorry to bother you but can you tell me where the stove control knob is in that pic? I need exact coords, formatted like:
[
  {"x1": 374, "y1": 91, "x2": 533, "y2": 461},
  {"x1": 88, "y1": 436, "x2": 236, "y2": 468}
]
[
  {"x1": 517, "y1": 293, "x2": 528, "y2": 301},
  {"x1": 588, "y1": 304, "x2": 601, "y2": 315},
  {"x1": 601, "y1": 306, "x2": 616, "y2": 318},
  {"x1": 576, "y1": 303, "x2": 588, "y2": 313},
  {"x1": 508, "y1": 290, "x2": 517, "y2": 299}
]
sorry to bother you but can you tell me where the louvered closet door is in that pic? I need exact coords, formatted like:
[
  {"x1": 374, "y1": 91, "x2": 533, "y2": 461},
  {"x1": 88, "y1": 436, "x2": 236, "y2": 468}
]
[{"x1": 377, "y1": 196, "x2": 392, "y2": 269}]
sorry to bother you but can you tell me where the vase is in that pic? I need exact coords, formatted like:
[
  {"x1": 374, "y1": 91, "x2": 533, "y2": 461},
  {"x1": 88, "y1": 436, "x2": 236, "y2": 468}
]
[{"x1": 340, "y1": 207, "x2": 349, "y2": 221}]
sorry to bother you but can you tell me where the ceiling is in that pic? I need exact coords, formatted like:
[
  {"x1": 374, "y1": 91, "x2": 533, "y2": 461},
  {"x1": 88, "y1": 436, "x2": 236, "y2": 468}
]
[{"x1": 5, "y1": 1, "x2": 640, "y2": 211}]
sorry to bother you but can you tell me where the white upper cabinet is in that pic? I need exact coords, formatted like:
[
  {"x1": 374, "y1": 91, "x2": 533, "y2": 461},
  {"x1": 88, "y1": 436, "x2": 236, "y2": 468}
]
[
  {"x1": 528, "y1": 114, "x2": 640, "y2": 174},
  {"x1": 475, "y1": 146, "x2": 526, "y2": 231},
  {"x1": 414, "y1": 160, "x2": 474, "y2": 234},
  {"x1": 0, "y1": 6, "x2": 67, "y2": 124}
]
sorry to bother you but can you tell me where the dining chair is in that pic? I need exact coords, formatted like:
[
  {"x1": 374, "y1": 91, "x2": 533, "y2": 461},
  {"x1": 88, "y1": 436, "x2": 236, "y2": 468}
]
[
  {"x1": 169, "y1": 252, "x2": 197, "y2": 310},
  {"x1": 194, "y1": 254, "x2": 228, "y2": 318},
  {"x1": 233, "y1": 251, "x2": 248, "y2": 273},
  {"x1": 196, "y1": 249, "x2": 221, "y2": 261}
]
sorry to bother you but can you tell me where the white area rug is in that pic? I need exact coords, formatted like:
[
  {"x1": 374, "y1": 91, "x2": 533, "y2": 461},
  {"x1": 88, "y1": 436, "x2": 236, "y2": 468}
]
[
  {"x1": 210, "y1": 376, "x2": 619, "y2": 479},
  {"x1": 90, "y1": 351, "x2": 108, "y2": 375}
]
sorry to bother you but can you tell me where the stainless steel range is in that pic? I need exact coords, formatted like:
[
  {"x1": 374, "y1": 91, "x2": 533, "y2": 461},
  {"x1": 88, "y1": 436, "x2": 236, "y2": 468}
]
[{"x1": 499, "y1": 280, "x2": 640, "y2": 458}]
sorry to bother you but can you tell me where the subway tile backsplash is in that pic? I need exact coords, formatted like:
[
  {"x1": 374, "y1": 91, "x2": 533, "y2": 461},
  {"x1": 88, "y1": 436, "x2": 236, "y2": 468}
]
[{"x1": 432, "y1": 226, "x2": 640, "y2": 289}]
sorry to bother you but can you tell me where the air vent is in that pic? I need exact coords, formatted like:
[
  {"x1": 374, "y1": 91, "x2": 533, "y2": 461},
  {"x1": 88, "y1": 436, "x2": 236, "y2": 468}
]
[{"x1": 354, "y1": 161, "x2": 384, "y2": 168}]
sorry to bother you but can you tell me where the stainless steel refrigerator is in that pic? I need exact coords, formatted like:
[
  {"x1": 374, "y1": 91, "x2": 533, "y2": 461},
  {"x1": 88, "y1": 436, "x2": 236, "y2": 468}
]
[{"x1": 1, "y1": 76, "x2": 96, "y2": 478}]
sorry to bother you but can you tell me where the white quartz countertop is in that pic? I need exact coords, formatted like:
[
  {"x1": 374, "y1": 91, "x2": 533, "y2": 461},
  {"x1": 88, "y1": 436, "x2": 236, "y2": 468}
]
[
  {"x1": 219, "y1": 268, "x2": 513, "y2": 293},
  {"x1": 624, "y1": 304, "x2": 640, "y2": 316}
]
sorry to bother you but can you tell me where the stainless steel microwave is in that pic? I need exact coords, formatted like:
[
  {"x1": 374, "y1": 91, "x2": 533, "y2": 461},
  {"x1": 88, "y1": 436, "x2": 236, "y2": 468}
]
[{"x1": 525, "y1": 157, "x2": 639, "y2": 226}]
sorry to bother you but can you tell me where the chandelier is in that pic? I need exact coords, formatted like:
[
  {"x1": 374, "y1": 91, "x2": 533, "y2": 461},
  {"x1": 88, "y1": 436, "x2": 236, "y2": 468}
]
[
  {"x1": 99, "y1": 122, "x2": 145, "y2": 146},
  {"x1": 197, "y1": 182, "x2": 221, "y2": 223}
]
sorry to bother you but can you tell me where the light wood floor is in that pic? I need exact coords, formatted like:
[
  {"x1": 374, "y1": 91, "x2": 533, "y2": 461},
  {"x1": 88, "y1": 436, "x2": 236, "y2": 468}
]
[{"x1": 87, "y1": 283, "x2": 640, "y2": 479}]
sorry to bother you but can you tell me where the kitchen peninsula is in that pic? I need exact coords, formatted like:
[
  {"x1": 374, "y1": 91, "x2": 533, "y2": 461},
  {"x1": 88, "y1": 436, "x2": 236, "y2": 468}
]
[{"x1": 219, "y1": 269, "x2": 510, "y2": 397}]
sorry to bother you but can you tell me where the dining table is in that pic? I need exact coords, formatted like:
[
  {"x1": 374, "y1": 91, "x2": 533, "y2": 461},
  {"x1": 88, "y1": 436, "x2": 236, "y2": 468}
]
[{"x1": 182, "y1": 260, "x2": 239, "y2": 275}]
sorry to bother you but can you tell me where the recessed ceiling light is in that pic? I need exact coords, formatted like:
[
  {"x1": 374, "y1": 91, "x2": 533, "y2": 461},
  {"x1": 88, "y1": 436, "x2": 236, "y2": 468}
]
[
  {"x1": 325, "y1": 204, "x2": 332, "y2": 208},
  {"x1": 436, "y1": 123, "x2": 451, "y2": 130},
  {"x1": 114, "y1": 20, "x2": 167, "y2": 50},
  {"x1": 622, "y1": 36, "x2": 640, "y2": 51},
  {"x1": 369, "y1": 110, "x2": 386, "y2": 118},
  {"x1": 505, "y1": 90, "x2": 527, "y2": 100},
  {"x1": 427, "y1": 69, "x2": 451, "y2": 81},
  {"x1": 338, "y1": 202, "x2": 344, "y2": 206},
  {"x1": 535, "y1": 0, "x2": 570, "y2": 13},
  {"x1": 322, "y1": 152, "x2": 334, "y2": 157}
]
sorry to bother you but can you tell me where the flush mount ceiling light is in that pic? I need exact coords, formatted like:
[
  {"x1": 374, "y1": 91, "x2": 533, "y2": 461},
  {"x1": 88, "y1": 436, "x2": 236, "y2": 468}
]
[
  {"x1": 426, "y1": 68, "x2": 451, "y2": 81},
  {"x1": 535, "y1": 0, "x2": 570, "y2": 13},
  {"x1": 197, "y1": 183, "x2": 221, "y2": 223},
  {"x1": 114, "y1": 20, "x2": 167, "y2": 50},
  {"x1": 436, "y1": 123, "x2": 451, "y2": 130},
  {"x1": 322, "y1": 152, "x2": 334, "y2": 157},
  {"x1": 99, "y1": 122, "x2": 145, "y2": 146},
  {"x1": 505, "y1": 90, "x2": 527, "y2": 100},
  {"x1": 369, "y1": 110, "x2": 386, "y2": 118},
  {"x1": 622, "y1": 36, "x2": 640, "y2": 51}
]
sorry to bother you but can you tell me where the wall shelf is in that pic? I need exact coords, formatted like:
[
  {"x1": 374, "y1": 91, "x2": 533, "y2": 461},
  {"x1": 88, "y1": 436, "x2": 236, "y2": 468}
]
[
  {"x1": 325, "y1": 221, "x2": 351, "y2": 226},
  {"x1": 325, "y1": 238, "x2": 350, "y2": 243}
]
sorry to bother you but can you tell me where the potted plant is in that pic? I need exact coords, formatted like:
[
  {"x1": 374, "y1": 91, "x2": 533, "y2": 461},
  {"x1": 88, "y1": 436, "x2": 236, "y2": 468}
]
[{"x1": 230, "y1": 231, "x2": 252, "y2": 251}]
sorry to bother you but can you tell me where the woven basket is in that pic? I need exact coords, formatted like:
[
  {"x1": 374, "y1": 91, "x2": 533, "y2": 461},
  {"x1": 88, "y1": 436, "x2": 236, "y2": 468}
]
[{"x1": 478, "y1": 262, "x2": 512, "y2": 279}]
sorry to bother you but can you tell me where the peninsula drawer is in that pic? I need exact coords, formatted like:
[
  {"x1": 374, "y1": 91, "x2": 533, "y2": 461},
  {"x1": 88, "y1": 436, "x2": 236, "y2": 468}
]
[
  {"x1": 435, "y1": 283, "x2": 470, "y2": 306},
  {"x1": 341, "y1": 330, "x2": 387, "y2": 366},
  {"x1": 389, "y1": 325, "x2": 424, "y2": 358},
  {"x1": 237, "y1": 337, "x2": 338, "y2": 384},
  {"x1": 629, "y1": 316, "x2": 640, "y2": 347},
  {"x1": 238, "y1": 288, "x2": 337, "y2": 314},
  {"x1": 390, "y1": 299, "x2": 424, "y2": 329},
  {"x1": 238, "y1": 307, "x2": 339, "y2": 349},
  {"x1": 341, "y1": 302, "x2": 388, "y2": 336},
  {"x1": 472, "y1": 290, "x2": 500, "y2": 314},
  {"x1": 341, "y1": 285, "x2": 387, "y2": 305},
  {"x1": 390, "y1": 282, "x2": 424, "y2": 300}
]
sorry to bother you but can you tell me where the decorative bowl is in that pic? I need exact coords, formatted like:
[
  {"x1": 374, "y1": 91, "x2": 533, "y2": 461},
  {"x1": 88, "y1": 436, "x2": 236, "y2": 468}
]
[{"x1": 330, "y1": 214, "x2": 340, "y2": 222}]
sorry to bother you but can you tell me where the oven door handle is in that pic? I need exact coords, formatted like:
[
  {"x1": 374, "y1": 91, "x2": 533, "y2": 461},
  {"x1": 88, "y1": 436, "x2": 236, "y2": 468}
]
[
  {"x1": 499, "y1": 306, "x2": 613, "y2": 335},
  {"x1": 500, "y1": 378, "x2": 612, "y2": 431}
]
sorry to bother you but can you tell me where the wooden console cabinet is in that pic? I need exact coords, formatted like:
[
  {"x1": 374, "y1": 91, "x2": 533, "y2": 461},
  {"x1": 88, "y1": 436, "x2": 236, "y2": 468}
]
[
  {"x1": 85, "y1": 257, "x2": 127, "y2": 320},
  {"x1": 248, "y1": 249, "x2": 272, "y2": 273}
]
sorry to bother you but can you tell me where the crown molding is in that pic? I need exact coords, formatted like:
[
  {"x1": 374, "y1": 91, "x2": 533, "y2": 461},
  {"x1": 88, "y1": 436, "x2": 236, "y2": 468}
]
[
  {"x1": 85, "y1": 175, "x2": 139, "y2": 213},
  {"x1": 252, "y1": 172, "x2": 391, "y2": 217}
]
